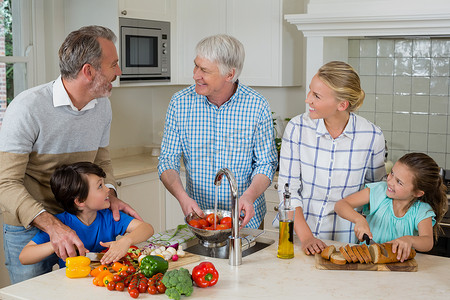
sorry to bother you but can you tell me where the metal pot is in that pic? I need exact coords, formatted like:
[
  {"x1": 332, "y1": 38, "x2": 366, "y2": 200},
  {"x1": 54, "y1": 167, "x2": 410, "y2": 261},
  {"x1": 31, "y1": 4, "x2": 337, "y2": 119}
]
[{"x1": 185, "y1": 209, "x2": 231, "y2": 248}]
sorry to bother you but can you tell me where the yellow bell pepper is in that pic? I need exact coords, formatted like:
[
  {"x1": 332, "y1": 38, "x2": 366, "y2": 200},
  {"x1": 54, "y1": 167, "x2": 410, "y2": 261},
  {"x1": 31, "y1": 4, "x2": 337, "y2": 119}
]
[{"x1": 65, "y1": 256, "x2": 91, "y2": 278}]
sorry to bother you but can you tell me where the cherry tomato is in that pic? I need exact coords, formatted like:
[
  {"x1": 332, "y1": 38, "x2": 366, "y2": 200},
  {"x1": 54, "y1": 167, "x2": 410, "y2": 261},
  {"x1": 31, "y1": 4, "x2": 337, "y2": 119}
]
[
  {"x1": 157, "y1": 283, "x2": 166, "y2": 293},
  {"x1": 127, "y1": 266, "x2": 136, "y2": 273},
  {"x1": 206, "y1": 213, "x2": 219, "y2": 226},
  {"x1": 115, "y1": 282, "x2": 125, "y2": 291},
  {"x1": 128, "y1": 288, "x2": 139, "y2": 299},
  {"x1": 107, "y1": 281, "x2": 116, "y2": 291},
  {"x1": 138, "y1": 282, "x2": 148, "y2": 293},
  {"x1": 147, "y1": 285, "x2": 157, "y2": 295},
  {"x1": 119, "y1": 271, "x2": 128, "y2": 277},
  {"x1": 204, "y1": 226, "x2": 215, "y2": 230}
]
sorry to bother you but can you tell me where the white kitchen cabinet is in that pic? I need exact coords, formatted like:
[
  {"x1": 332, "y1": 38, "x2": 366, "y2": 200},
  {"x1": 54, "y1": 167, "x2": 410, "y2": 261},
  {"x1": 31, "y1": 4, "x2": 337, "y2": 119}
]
[
  {"x1": 264, "y1": 181, "x2": 280, "y2": 234},
  {"x1": 117, "y1": 172, "x2": 165, "y2": 233},
  {"x1": 176, "y1": 0, "x2": 302, "y2": 86},
  {"x1": 164, "y1": 172, "x2": 187, "y2": 230},
  {"x1": 118, "y1": 0, "x2": 175, "y2": 21}
]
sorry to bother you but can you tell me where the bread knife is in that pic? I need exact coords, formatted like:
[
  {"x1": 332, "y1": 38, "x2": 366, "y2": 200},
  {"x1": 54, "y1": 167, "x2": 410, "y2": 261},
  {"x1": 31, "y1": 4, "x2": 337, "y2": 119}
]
[{"x1": 363, "y1": 233, "x2": 388, "y2": 256}]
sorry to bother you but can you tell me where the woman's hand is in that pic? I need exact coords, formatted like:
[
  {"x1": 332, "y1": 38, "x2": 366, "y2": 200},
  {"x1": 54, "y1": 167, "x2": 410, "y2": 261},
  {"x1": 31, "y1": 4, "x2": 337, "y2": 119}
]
[
  {"x1": 300, "y1": 236, "x2": 327, "y2": 255},
  {"x1": 389, "y1": 236, "x2": 413, "y2": 262}
]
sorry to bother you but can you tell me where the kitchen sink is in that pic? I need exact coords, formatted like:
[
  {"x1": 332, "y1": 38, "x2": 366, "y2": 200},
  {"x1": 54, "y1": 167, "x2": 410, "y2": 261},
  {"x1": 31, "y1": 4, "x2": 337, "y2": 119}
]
[{"x1": 184, "y1": 229, "x2": 274, "y2": 259}]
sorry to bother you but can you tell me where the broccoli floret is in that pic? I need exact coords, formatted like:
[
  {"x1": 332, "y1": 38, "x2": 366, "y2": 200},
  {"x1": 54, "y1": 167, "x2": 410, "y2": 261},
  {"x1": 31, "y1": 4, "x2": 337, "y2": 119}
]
[
  {"x1": 162, "y1": 268, "x2": 193, "y2": 300},
  {"x1": 165, "y1": 287, "x2": 181, "y2": 300}
]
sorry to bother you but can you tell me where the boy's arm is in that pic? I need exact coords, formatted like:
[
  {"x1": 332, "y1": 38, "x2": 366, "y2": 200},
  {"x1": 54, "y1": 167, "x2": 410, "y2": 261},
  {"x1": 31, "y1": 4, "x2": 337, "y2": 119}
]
[
  {"x1": 334, "y1": 188, "x2": 371, "y2": 241},
  {"x1": 19, "y1": 240, "x2": 55, "y2": 265},
  {"x1": 100, "y1": 219, "x2": 154, "y2": 264}
]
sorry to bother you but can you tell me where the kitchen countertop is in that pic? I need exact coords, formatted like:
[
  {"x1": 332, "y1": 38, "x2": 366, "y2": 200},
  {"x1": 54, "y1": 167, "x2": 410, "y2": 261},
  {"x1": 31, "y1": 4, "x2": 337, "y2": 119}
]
[
  {"x1": 112, "y1": 153, "x2": 160, "y2": 179},
  {"x1": 0, "y1": 233, "x2": 449, "y2": 299}
]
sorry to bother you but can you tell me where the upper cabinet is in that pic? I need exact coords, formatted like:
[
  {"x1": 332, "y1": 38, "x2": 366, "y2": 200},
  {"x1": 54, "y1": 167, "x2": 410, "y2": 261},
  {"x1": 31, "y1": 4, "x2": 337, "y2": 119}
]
[
  {"x1": 176, "y1": 0, "x2": 303, "y2": 87},
  {"x1": 118, "y1": 0, "x2": 175, "y2": 22}
]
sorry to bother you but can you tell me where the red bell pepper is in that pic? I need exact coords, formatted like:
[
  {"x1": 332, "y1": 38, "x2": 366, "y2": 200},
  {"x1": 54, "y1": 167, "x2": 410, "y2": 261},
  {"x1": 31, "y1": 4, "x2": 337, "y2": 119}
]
[{"x1": 192, "y1": 261, "x2": 219, "y2": 288}]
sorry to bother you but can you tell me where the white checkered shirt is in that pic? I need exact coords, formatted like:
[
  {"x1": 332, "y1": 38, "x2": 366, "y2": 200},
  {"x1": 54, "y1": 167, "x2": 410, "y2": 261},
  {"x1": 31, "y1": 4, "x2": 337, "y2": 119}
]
[{"x1": 277, "y1": 112, "x2": 386, "y2": 242}]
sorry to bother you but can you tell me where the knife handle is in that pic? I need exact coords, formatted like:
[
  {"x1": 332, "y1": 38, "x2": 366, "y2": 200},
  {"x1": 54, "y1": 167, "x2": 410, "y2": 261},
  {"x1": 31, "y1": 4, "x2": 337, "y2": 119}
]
[{"x1": 362, "y1": 233, "x2": 371, "y2": 245}]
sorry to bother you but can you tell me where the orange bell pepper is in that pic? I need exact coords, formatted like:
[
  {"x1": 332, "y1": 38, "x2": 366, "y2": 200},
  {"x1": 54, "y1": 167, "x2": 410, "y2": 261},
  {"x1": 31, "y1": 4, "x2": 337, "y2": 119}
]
[
  {"x1": 90, "y1": 265, "x2": 108, "y2": 277},
  {"x1": 111, "y1": 262, "x2": 128, "y2": 273}
]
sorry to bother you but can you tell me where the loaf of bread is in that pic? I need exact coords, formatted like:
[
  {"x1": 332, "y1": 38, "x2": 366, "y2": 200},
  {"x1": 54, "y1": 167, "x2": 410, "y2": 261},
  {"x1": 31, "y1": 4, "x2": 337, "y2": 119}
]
[
  {"x1": 330, "y1": 252, "x2": 347, "y2": 265},
  {"x1": 321, "y1": 245, "x2": 336, "y2": 260},
  {"x1": 369, "y1": 243, "x2": 416, "y2": 264}
]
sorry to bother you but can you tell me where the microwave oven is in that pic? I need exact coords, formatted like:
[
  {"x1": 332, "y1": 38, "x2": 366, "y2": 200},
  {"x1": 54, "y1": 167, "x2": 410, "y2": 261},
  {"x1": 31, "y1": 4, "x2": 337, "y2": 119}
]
[{"x1": 119, "y1": 18, "x2": 170, "y2": 82}]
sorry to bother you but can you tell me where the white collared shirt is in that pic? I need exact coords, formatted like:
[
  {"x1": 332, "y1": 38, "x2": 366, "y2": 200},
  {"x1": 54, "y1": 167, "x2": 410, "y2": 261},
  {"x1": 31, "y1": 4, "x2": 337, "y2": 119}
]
[{"x1": 52, "y1": 76, "x2": 98, "y2": 111}]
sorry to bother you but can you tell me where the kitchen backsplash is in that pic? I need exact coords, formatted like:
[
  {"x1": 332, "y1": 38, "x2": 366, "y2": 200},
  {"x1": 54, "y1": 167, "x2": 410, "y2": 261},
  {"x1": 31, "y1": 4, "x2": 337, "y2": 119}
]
[{"x1": 348, "y1": 38, "x2": 450, "y2": 168}]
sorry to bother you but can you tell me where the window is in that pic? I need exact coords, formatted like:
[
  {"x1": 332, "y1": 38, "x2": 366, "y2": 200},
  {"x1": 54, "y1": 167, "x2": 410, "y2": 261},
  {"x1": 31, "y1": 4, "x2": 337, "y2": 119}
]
[{"x1": 0, "y1": 0, "x2": 38, "y2": 127}]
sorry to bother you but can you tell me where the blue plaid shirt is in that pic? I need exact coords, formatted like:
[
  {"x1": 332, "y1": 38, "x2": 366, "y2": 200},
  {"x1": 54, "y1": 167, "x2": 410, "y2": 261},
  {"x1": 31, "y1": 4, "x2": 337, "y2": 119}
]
[
  {"x1": 158, "y1": 83, "x2": 278, "y2": 228},
  {"x1": 277, "y1": 112, "x2": 386, "y2": 242}
]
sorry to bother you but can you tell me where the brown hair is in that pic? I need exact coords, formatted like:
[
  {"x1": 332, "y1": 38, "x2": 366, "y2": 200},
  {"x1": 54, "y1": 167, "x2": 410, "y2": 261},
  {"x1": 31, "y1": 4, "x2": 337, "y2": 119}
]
[
  {"x1": 50, "y1": 162, "x2": 106, "y2": 215},
  {"x1": 398, "y1": 153, "x2": 448, "y2": 240},
  {"x1": 318, "y1": 61, "x2": 365, "y2": 112}
]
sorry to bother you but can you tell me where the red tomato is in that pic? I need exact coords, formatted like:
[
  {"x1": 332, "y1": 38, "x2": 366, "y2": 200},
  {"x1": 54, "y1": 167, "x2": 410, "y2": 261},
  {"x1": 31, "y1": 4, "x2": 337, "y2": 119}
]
[
  {"x1": 206, "y1": 213, "x2": 219, "y2": 226},
  {"x1": 189, "y1": 219, "x2": 202, "y2": 229},
  {"x1": 220, "y1": 216, "x2": 232, "y2": 225},
  {"x1": 115, "y1": 282, "x2": 125, "y2": 291},
  {"x1": 157, "y1": 283, "x2": 166, "y2": 293},
  {"x1": 215, "y1": 224, "x2": 228, "y2": 230},
  {"x1": 204, "y1": 226, "x2": 215, "y2": 230},
  {"x1": 198, "y1": 219, "x2": 209, "y2": 228},
  {"x1": 107, "y1": 281, "x2": 116, "y2": 291},
  {"x1": 147, "y1": 285, "x2": 157, "y2": 295},
  {"x1": 128, "y1": 288, "x2": 139, "y2": 298}
]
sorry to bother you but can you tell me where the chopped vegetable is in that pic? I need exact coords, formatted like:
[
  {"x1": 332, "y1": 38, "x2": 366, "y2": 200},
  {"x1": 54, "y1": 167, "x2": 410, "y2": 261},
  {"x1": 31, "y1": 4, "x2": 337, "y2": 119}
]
[
  {"x1": 139, "y1": 255, "x2": 169, "y2": 278},
  {"x1": 161, "y1": 268, "x2": 193, "y2": 300},
  {"x1": 192, "y1": 262, "x2": 219, "y2": 288},
  {"x1": 65, "y1": 256, "x2": 91, "y2": 278}
]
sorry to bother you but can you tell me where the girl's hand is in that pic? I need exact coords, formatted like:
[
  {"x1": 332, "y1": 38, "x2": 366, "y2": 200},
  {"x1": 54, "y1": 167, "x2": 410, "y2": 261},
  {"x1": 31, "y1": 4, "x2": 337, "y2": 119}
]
[
  {"x1": 354, "y1": 220, "x2": 371, "y2": 242},
  {"x1": 99, "y1": 240, "x2": 129, "y2": 265},
  {"x1": 300, "y1": 236, "x2": 327, "y2": 255},
  {"x1": 389, "y1": 236, "x2": 412, "y2": 262}
]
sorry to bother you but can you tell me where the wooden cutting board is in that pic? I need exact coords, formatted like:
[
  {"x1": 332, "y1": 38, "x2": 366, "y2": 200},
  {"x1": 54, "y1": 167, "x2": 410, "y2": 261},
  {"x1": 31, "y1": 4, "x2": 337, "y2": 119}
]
[
  {"x1": 168, "y1": 252, "x2": 201, "y2": 270},
  {"x1": 315, "y1": 254, "x2": 418, "y2": 272}
]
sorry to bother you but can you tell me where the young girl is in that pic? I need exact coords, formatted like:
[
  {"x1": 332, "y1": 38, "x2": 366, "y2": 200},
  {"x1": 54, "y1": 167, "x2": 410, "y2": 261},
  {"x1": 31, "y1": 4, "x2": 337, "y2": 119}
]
[
  {"x1": 19, "y1": 162, "x2": 154, "y2": 267},
  {"x1": 335, "y1": 153, "x2": 448, "y2": 262},
  {"x1": 277, "y1": 61, "x2": 386, "y2": 255}
]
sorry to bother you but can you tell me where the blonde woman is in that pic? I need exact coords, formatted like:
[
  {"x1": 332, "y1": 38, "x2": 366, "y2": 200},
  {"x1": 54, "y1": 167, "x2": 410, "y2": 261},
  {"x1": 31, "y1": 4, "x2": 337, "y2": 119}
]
[{"x1": 277, "y1": 61, "x2": 386, "y2": 255}]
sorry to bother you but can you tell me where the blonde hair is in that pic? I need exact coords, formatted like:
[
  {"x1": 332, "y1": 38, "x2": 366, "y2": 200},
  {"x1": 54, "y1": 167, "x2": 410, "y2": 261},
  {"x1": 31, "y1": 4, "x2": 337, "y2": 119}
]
[{"x1": 317, "y1": 61, "x2": 365, "y2": 112}]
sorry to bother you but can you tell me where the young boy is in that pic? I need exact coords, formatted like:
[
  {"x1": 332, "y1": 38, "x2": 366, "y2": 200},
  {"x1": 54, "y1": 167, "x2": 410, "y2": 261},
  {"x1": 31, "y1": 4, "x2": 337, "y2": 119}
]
[{"x1": 19, "y1": 162, "x2": 154, "y2": 267}]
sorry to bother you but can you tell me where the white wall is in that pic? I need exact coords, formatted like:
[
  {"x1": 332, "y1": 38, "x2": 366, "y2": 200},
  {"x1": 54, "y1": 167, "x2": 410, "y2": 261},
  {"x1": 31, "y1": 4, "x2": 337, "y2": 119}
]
[{"x1": 108, "y1": 84, "x2": 306, "y2": 149}]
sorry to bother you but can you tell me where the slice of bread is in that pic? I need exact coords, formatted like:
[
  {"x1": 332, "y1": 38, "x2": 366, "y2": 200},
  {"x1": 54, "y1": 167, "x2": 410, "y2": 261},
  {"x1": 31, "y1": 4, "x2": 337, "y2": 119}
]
[
  {"x1": 345, "y1": 244, "x2": 359, "y2": 263},
  {"x1": 360, "y1": 244, "x2": 372, "y2": 263},
  {"x1": 339, "y1": 246, "x2": 352, "y2": 263},
  {"x1": 351, "y1": 245, "x2": 365, "y2": 263},
  {"x1": 330, "y1": 252, "x2": 347, "y2": 265},
  {"x1": 355, "y1": 245, "x2": 370, "y2": 264},
  {"x1": 321, "y1": 245, "x2": 336, "y2": 260}
]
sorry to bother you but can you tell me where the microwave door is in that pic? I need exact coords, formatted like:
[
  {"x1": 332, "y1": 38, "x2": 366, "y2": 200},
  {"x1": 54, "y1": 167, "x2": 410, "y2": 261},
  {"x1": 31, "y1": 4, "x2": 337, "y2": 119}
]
[{"x1": 121, "y1": 26, "x2": 162, "y2": 76}]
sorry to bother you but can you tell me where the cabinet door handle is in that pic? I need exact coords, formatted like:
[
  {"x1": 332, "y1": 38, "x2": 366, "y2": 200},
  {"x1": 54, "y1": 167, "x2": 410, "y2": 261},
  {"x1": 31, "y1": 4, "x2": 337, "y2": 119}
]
[
  {"x1": 274, "y1": 183, "x2": 278, "y2": 190},
  {"x1": 274, "y1": 206, "x2": 278, "y2": 212},
  {"x1": 121, "y1": 10, "x2": 127, "y2": 15},
  {"x1": 117, "y1": 181, "x2": 122, "y2": 187}
]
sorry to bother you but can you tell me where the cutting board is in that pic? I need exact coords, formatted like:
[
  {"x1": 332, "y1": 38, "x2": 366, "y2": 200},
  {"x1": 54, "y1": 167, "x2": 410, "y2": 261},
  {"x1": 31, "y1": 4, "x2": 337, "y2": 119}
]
[{"x1": 315, "y1": 254, "x2": 418, "y2": 272}]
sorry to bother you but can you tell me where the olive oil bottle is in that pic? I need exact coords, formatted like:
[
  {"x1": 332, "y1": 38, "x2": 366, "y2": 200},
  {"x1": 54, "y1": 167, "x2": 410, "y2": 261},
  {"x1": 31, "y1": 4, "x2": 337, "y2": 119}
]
[{"x1": 277, "y1": 183, "x2": 294, "y2": 259}]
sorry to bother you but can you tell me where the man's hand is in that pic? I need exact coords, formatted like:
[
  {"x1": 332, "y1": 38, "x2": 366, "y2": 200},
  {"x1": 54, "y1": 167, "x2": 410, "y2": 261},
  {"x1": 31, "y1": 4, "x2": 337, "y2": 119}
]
[
  {"x1": 238, "y1": 195, "x2": 255, "y2": 228},
  {"x1": 32, "y1": 212, "x2": 87, "y2": 260},
  {"x1": 108, "y1": 189, "x2": 143, "y2": 222},
  {"x1": 180, "y1": 197, "x2": 205, "y2": 218}
]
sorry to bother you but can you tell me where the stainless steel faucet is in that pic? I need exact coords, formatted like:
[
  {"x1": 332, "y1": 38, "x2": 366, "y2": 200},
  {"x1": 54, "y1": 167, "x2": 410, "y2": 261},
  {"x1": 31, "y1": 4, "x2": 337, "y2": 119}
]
[{"x1": 214, "y1": 168, "x2": 241, "y2": 266}]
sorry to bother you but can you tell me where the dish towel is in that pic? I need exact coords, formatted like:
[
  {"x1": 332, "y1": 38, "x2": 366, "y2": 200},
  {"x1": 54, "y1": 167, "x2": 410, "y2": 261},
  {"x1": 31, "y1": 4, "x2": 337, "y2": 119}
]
[{"x1": 148, "y1": 224, "x2": 195, "y2": 246}]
